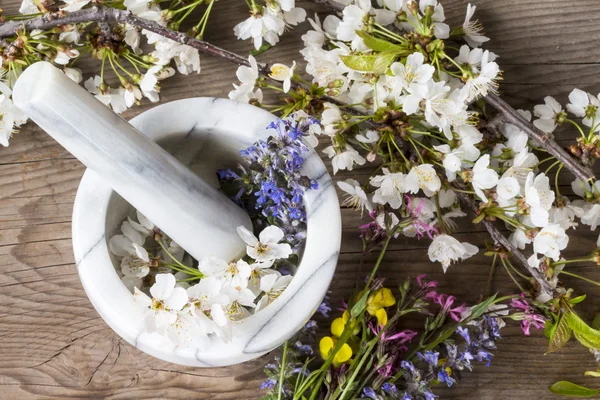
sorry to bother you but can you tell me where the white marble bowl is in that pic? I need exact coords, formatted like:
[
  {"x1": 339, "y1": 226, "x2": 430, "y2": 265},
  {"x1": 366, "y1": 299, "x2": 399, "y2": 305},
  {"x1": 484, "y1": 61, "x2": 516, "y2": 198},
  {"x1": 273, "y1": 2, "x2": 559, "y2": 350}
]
[{"x1": 72, "y1": 98, "x2": 341, "y2": 367}]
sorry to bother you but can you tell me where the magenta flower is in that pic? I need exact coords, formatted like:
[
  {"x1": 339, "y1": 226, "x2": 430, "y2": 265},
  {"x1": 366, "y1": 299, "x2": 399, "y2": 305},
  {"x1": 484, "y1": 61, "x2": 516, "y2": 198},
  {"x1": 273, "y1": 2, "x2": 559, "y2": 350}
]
[
  {"x1": 369, "y1": 323, "x2": 418, "y2": 344},
  {"x1": 510, "y1": 295, "x2": 546, "y2": 336},
  {"x1": 434, "y1": 293, "x2": 467, "y2": 322},
  {"x1": 417, "y1": 274, "x2": 438, "y2": 290},
  {"x1": 359, "y1": 210, "x2": 388, "y2": 244}
]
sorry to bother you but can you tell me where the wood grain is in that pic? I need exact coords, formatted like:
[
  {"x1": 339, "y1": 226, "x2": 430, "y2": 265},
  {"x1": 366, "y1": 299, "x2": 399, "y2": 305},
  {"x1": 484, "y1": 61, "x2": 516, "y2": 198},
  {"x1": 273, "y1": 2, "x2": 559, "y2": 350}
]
[{"x1": 1, "y1": 0, "x2": 600, "y2": 399}]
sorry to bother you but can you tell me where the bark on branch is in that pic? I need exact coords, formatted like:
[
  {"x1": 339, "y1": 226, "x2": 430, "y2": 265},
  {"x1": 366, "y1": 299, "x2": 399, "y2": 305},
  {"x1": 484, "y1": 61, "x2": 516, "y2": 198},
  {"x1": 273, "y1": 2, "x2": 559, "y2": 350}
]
[
  {"x1": 454, "y1": 190, "x2": 554, "y2": 294},
  {"x1": 309, "y1": 0, "x2": 345, "y2": 12},
  {"x1": 485, "y1": 93, "x2": 594, "y2": 182}
]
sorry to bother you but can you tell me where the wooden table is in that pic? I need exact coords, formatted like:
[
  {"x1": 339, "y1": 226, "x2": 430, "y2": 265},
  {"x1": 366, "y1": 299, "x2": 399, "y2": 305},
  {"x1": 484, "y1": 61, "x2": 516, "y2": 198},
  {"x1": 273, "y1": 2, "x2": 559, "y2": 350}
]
[{"x1": 1, "y1": 0, "x2": 600, "y2": 398}]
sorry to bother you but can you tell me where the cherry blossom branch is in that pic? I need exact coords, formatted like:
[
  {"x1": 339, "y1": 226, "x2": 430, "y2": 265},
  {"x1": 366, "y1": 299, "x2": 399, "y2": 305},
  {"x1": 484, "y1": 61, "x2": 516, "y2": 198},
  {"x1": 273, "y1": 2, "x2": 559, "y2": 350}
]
[
  {"x1": 454, "y1": 190, "x2": 554, "y2": 294},
  {"x1": 0, "y1": 5, "x2": 572, "y2": 293},
  {"x1": 485, "y1": 93, "x2": 594, "y2": 182},
  {"x1": 0, "y1": 7, "x2": 263, "y2": 72}
]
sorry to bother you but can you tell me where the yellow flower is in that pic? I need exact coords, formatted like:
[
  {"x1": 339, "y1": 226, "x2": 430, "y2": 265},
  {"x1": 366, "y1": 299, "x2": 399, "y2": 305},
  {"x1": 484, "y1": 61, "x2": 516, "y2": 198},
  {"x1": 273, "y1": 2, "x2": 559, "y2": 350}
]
[
  {"x1": 331, "y1": 311, "x2": 350, "y2": 338},
  {"x1": 366, "y1": 288, "x2": 396, "y2": 328},
  {"x1": 319, "y1": 336, "x2": 353, "y2": 366}
]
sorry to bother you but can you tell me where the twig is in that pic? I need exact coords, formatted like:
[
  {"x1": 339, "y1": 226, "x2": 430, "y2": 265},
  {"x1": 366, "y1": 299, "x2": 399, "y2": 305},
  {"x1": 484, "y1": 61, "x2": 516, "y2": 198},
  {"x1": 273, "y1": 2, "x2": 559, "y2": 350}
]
[
  {"x1": 308, "y1": 0, "x2": 345, "y2": 12},
  {"x1": 454, "y1": 189, "x2": 554, "y2": 294},
  {"x1": 485, "y1": 93, "x2": 594, "y2": 182},
  {"x1": 0, "y1": 7, "x2": 267, "y2": 73},
  {"x1": 0, "y1": 7, "x2": 360, "y2": 114}
]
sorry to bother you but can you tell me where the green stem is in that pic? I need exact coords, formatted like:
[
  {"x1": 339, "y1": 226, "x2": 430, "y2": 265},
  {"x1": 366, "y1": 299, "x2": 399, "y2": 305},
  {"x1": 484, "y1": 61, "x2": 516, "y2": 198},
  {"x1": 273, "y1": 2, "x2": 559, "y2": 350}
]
[
  {"x1": 278, "y1": 341, "x2": 288, "y2": 400},
  {"x1": 552, "y1": 257, "x2": 594, "y2": 266},
  {"x1": 565, "y1": 119, "x2": 586, "y2": 140},
  {"x1": 559, "y1": 270, "x2": 600, "y2": 287},
  {"x1": 486, "y1": 253, "x2": 497, "y2": 296},
  {"x1": 501, "y1": 257, "x2": 526, "y2": 292}
]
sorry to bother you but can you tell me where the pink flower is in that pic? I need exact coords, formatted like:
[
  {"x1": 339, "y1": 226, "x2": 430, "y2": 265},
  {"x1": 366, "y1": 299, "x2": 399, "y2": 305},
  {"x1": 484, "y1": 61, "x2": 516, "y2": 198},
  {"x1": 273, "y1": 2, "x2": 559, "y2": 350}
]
[
  {"x1": 434, "y1": 293, "x2": 467, "y2": 322},
  {"x1": 417, "y1": 274, "x2": 438, "y2": 290},
  {"x1": 367, "y1": 325, "x2": 418, "y2": 377},
  {"x1": 510, "y1": 294, "x2": 546, "y2": 336},
  {"x1": 359, "y1": 210, "x2": 388, "y2": 244}
]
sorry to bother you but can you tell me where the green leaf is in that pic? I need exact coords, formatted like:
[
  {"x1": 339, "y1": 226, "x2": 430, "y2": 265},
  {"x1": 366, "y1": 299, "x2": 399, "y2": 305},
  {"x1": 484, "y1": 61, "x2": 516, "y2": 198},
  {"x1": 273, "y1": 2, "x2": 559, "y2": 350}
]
[
  {"x1": 340, "y1": 52, "x2": 398, "y2": 74},
  {"x1": 355, "y1": 31, "x2": 408, "y2": 53},
  {"x1": 567, "y1": 312, "x2": 600, "y2": 349},
  {"x1": 249, "y1": 43, "x2": 272, "y2": 56},
  {"x1": 585, "y1": 370, "x2": 600, "y2": 378},
  {"x1": 592, "y1": 314, "x2": 600, "y2": 330},
  {"x1": 570, "y1": 294, "x2": 587, "y2": 305},
  {"x1": 548, "y1": 312, "x2": 572, "y2": 353},
  {"x1": 372, "y1": 52, "x2": 398, "y2": 74},
  {"x1": 574, "y1": 332, "x2": 600, "y2": 350},
  {"x1": 545, "y1": 319, "x2": 558, "y2": 340},
  {"x1": 341, "y1": 54, "x2": 378, "y2": 72},
  {"x1": 351, "y1": 290, "x2": 370, "y2": 318},
  {"x1": 469, "y1": 294, "x2": 498, "y2": 320},
  {"x1": 549, "y1": 381, "x2": 600, "y2": 397}
]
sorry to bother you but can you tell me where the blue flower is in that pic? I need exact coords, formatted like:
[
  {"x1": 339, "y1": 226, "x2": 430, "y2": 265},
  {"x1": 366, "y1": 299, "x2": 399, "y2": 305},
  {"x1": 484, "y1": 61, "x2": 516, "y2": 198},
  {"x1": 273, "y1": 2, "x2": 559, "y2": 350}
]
[
  {"x1": 417, "y1": 351, "x2": 439, "y2": 367},
  {"x1": 362, "y1": 387, "x2": 378, "y2": 399},
  {"x1": 260, "y1": 378, "x2": 277, "y2": 390},
  {"x1": 317, "y1": 301, "x2": 331, "y2": 318},
  {"x1": 294, "y1": 341, "x2": 314, "y2": 356},
  {"x1": 382, "y1": 382, "x2": 398, "y2": 396},
  {"x1": 437, "y1": 368, "x2": 456, "y2": 387},
  {"x1": 400, "y1": 360, "x2": 417, "y2": 374},
  {"x1": 457, "y1": 326, "x2": 471, "y2": 344},
  {"x1": 302, "y1": 320, "x2": 317, "y2": 335}
]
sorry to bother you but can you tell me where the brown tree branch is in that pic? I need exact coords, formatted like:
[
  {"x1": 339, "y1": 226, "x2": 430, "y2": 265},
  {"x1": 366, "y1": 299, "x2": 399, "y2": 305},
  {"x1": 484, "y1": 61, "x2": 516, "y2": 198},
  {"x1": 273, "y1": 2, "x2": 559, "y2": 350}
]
[
  {"x1": 485, "y1": 93, "x2": 594, "y2": 182},
  {"x1": 0, "y1": 7, "x2": 265, "y2": 73},
  {"x1": 454, "y1": 190, "x2": 554, "y2": 294},
  {"x1": 308, "y1": 0, "x2": 345, "y2": 12}
]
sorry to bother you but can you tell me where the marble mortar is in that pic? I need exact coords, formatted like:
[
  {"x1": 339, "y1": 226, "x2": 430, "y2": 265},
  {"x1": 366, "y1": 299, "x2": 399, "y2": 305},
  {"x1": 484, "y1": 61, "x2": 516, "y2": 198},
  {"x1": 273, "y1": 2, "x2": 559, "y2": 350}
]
[{"x1": 71, "y1": 98, "x2": 342, "y2": 366}]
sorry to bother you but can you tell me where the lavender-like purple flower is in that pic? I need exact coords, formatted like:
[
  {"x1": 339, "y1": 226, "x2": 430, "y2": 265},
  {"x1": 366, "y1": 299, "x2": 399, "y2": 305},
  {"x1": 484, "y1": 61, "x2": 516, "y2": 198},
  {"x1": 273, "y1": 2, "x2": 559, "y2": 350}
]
[{"x1": 218, "y1": 113, "x2": 319, "y2": 249}]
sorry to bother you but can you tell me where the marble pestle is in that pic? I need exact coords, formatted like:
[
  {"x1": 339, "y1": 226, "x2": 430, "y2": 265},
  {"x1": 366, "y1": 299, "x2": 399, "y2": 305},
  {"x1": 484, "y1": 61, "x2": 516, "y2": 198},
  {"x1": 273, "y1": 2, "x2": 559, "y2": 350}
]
[{"x1": 13, "y1": 61, "x2": 251, "y2": 262}]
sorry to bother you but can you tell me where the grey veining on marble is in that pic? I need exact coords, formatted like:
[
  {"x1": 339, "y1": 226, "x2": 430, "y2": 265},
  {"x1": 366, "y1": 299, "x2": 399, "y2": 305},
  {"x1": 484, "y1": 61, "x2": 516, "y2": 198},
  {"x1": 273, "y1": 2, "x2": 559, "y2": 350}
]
[
  {"x1": 12, "y1": 62, "x2": 250, "y2": 262},
  {"x1": 69, "y1": 97, "x2": 341, "y2": 366}
]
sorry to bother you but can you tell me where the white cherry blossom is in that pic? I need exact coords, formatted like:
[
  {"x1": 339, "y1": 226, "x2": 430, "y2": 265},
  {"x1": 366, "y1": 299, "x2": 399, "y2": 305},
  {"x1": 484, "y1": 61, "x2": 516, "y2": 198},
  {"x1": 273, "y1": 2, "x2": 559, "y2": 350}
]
[
  {"x1": 134, "y1": 274, "x2": 189, "y2": 335},
  {"x1": 323, "y1": 144, "x2": 366, "y2": 174},
  {"x1": 255, "y1": 273, "x2": 293, "y2": 311},
  {"x1": 406, "y1": 164, "x2": 442, "y2": 197},
  {"x1": 460, "y1": 50, "x2": 500, "y2": 102},
  {"x1": 434, "y1": 144, "x2": 462, "y2": 182},
  {"x1": 237, "y1": 225, "x2": 292, "y2": 262},
  {"x1": 233, "y1": 8, "x2": 286, "y2": 50},
  {"x1": 338, "y1": 179, "x2": 372, "y2": 214},
  {"x1": 533, "y1": 96, "x2": 564, "y2": 133},
  {"x1": 581, "y1": 204, "x2": 600, "y2": 230},
  {"x1": 496, "y1": 176, "x2": 520, "y2": 209},
  {"x1": 269, "y1": 62, "x2": 296, "y2": 93},
  {"x1": 428, "y1": 234, "x2": 478, "y2": 273},
  {"x1": 390, "y1": 53, "x2": 435, "y2": 90},
  {"x1": 462, "y1": 3, "x2": 489, "y2": 47},
  {"x1": 0, "y1": 95, "x2": 27, "y2": 147},
  {"x1": 533, "y1": 224, "x2": 568, "y2": 261},
  {"x1": 567, "y1": 89, "x2": 600, "y2": 128},
  {"x1": 523, "y1": 172, "x2": 555, "y2": 228},
  {"x1": 471, "y1": 154, "x2": 498, "y2": 203},
  {"x1": 370, "y1": 169, "x2": 408, "y2": 209}
]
